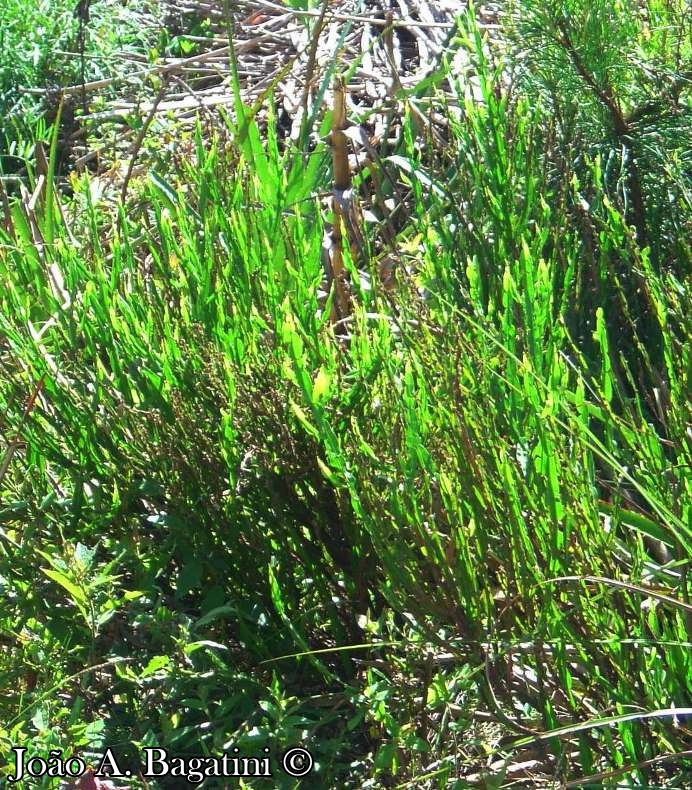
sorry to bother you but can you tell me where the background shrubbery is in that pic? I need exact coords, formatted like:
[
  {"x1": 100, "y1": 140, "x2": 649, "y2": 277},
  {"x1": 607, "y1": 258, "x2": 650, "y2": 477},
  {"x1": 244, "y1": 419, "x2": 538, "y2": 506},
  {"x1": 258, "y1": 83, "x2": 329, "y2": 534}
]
[{"x1": 0, "y1": 0, "x2": 168, "y2": 174}]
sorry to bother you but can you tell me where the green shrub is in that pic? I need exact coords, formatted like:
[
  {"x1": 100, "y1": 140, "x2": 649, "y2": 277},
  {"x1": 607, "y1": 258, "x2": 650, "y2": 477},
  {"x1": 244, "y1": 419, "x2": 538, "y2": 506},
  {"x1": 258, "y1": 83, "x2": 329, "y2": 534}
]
[{"x1": 0, "y1": 3, "x2": 689, "y2": 787}]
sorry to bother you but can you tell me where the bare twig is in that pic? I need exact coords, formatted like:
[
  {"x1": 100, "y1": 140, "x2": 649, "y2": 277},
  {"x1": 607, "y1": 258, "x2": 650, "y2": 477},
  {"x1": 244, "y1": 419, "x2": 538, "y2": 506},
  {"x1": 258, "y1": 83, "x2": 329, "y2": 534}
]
[
  {"x1": 120, "y1": 77, "x2": 170, "y2": 204},
  {"x1": 19, "y1": 42, "x2": 265, "y2": 98},
  {"x1": 0, "y1": 375, "x2": 45, "y2": 488}
]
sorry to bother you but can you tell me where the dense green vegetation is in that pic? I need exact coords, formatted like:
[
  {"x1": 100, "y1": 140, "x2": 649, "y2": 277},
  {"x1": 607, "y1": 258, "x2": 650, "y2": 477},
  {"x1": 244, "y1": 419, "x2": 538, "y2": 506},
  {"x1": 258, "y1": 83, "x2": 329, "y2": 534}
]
[{"x1": 0, "y1": 1, "x2": 690, "y2": 787}]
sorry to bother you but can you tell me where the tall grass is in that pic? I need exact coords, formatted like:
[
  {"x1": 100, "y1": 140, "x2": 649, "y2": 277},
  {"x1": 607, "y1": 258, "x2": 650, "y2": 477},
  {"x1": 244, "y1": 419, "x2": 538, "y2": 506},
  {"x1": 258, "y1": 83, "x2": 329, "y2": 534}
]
[{"x1": 0, "y1": 4, "x2": 690, "y2": 788}]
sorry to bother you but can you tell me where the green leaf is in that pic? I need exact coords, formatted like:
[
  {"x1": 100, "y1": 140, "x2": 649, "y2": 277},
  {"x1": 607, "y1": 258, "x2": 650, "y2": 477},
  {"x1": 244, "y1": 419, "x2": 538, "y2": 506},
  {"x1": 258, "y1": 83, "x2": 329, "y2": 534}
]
[
  {"x1": 598, "y1": 502, "x2": 673, "y2": 547},
  {"x1": 41, "y1": 567, "x2": 86, "y2": 606},
  {"x1": 141, "y1": 655, "x2": 171, "y2": 677},
  {"x1": 289, "y1": 398, "x2": 319, "y2": 438},
  {"x1": 311, "y1": 367, "x2": 331, "y2": 403},
  {"x1": 149, "y1": 171, "x2": 178, "y2": 212},
  {"x1": 122, "y1": 589, "x2": 146, "y2": 601}
]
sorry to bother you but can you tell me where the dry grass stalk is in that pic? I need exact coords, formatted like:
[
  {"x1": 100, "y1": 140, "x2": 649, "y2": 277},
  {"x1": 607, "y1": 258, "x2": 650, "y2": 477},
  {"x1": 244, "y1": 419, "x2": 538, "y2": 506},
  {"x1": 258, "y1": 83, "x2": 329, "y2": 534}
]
[{"x1": 327, "y1": 77, "x2": 355, "y2": 323}]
